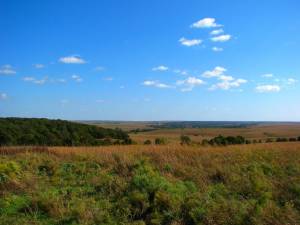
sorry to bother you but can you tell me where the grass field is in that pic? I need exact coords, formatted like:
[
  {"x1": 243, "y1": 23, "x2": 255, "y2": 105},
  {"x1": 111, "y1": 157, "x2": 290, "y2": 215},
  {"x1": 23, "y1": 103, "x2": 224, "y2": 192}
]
[
  {"x1": 1, "y1": 142, "x2": 300, "y2": 225},
  {"x1": 129, "y1": 124, "x2": 300, "y2": 144}
]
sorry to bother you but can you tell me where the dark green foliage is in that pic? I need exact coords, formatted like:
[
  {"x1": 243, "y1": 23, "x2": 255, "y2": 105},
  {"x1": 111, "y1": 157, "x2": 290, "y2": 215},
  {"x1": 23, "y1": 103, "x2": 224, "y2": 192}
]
[
  {"x1": 298, "y1": 136, "x2": 300, "y2": 141},
  {"x1": 0, "y1": 118, "x2": 130, "y2": 146},
  {"x1": 289, "y1": 137, "x2": 297, "y2": 142},
  {"x1": 180, "y1": 135, "x2": 192, "y2": 145},
  {"x1": 208, "y1": 135, "x2": 246, "y2": 146},
  {"x1": 155, "y1": 138, "x2": 166, "y2": 145},
  {"x1": 144, "y1": 140, "x2": 152, "y2": 145},
  {"x1": 276, "y1": 137, "x2": 288, "y2": 142}
]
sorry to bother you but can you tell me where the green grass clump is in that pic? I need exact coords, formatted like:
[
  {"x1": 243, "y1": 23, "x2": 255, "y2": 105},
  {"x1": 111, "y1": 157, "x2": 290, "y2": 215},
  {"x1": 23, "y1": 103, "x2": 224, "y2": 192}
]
[{"x1": 0, "y1": 146, "x2": 299, "y2": 224}]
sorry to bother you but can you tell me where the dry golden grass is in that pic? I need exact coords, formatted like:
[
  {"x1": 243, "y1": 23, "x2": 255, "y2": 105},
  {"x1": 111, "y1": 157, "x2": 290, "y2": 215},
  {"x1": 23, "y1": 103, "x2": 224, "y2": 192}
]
[{"x1": 130, "y1": 124, "x2": 300, "y2": 144}]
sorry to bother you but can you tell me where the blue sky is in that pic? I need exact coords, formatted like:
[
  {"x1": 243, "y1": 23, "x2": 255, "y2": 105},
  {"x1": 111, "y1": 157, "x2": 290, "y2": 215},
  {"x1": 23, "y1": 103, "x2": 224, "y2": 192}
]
[{"x1": 0, "y1": 0, "x2": 299, "y2": 121}]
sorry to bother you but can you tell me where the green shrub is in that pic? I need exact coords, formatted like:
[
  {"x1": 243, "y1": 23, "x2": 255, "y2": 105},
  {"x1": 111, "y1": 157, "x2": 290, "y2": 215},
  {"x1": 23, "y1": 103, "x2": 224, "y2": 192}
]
[{"x1": 144, "y1": 140, "x2": 152, "y2": 145}]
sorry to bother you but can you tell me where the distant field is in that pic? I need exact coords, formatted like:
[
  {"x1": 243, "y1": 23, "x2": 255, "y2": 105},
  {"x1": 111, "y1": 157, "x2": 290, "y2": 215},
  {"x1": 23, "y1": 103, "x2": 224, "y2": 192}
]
[{"x1": 83, "y1": 121, "x2": 300, "y2": 144}]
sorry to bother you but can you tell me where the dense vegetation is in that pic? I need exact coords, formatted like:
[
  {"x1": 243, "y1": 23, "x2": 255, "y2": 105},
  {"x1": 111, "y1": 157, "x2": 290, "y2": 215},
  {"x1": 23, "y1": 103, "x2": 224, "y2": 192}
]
[
  {"x1": 0, "y1": 144, "x2": 299, "y2": 225},
  {"x1": 0, "y1": 118, "x2": 131, "y2": 146}
]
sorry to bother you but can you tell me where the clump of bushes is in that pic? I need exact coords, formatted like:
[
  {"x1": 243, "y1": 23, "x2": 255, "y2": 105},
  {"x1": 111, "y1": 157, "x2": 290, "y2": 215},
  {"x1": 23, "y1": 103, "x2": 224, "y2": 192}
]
[
  {"x1": 144, "y1": 140, "x2": 152, "y2": 145},
  {"x1": 202, "y1": 135, "x2": 247, "y2": 146},
  {"x1": 155, "y1": 138, "x2": 167, "y2": 145},
  {"x1": 180, "y1": 135, "x2": 192, "y2": 145}
]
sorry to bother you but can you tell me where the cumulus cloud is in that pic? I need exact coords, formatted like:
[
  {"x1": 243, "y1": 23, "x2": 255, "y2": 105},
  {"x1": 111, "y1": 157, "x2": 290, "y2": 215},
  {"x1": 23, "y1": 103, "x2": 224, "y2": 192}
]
[
  {"x1": 142, "y1": 80, "x2": 171, "y2": 88},
  {"x1": 202, "y1": 66, "x2": 227, "y2": 78},
  {"x1": 59, "y1": 55, "x2": 86, "y2": 64},
  {"x1": 256, "y1": 85, "x2": 280, "y2": 93},
  {"x1": 152, "y1": 65, "x2": 169, "y2": 72},
  {"x1": 210, "y1": 29, "x2": 224, "y2": 35},
  {"x1": 22, "y1": 76, "x2": 48, "y2": 85},
  {"x1": 0, "y1": 93, "x2": 8, "y2": 100},
  {"x1": 176, "y1": 77, "x2": 204, "y2": 92},
  {"x1": 0, "y1": 65, "x2": 16, "y2": 75},
  {"x1": 179, "y1": 37, "x2": 202, "y2": 47},
  {"x1": 71, "y1": 74, "x2": 83, "y2": 82},
  {"x1": 211, "y1": 34, "x2": 231, "y2": 42},
  {"x1": 212, "y1": 46, "x2": 223, "y2": 52},
  {"x1": 210, "y1": 78, "x2": 247, "y2": 91},
  {"x1": 191, "y1": 18, "x2": 221, "y2": 28},
  {"x1": 202, "y1": 66, "x2": 247, "y2": 91}
]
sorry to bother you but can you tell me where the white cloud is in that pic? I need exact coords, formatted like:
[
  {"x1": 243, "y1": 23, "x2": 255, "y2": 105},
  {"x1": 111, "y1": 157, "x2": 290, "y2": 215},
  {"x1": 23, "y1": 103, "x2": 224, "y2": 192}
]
[
  {"x1": 59, "y1": 55, "x2": 86, "y2": 64},
  {"x1": 202, "y1": 66, "x2": 227, "y2": 78},
  {"x1": 33, "y1": 64, "x2": 44, "y2": 69},
  {"x1": 23, "y1": 76, "x2": 35, "y2": 81},
  {"x1": 22, "y1": 76, "x2": 48, "y2": 85},
  {"x1": 0, "y1": 65, "x2": 16, "y2": 75},
  {"x1": 0, "y1": 93, "x2": 7, "y2": 100},
  {"x1": 212, "y1": 46, "x2": 223, "y2": 52},
  {"x1": 219, "y1": 75, "x2": 234, "y2": 81},
  {"x1": 152, "y1": 65, "x2": 169, "y2": 72},
  {"x1": 191, "y1": 18, "x2": 221, "y2": 28},
  {"x1": 211, "y1": 34, "x2": 231, "y2": 42},
  {"x1": 287, "y1": 78, "x2": 297, "y2": 85},
  {"x1": 256, "y1": 85, "x2": 280, "y2": 93},
  {"x1": 57, "y1": 78, "x2": 66, "y2": 83},
  {"x1": 176, "y1": 76, "x2": 204, "y2": 92},
  {"x1": 173, "y1": 69, "x2": 188, "y2": 75},
  {"x1": 71, "y1": 74, "x2": 83, "y2": 82},
  {"x1": 179, "y1": 37, "x2": 202, "y2": 47},
  {"x1": 142, "y1": 80, "x2": 171, "y2": 88},
  {"x1": 262, "y1": 73, "x2": 273, "y2": 78},
  {"x1": 210, "y1": 78, "x2": 247, "y2": 91},
  {"x1": 210, "y1": 29, "x2": 224, "y2": 35}
]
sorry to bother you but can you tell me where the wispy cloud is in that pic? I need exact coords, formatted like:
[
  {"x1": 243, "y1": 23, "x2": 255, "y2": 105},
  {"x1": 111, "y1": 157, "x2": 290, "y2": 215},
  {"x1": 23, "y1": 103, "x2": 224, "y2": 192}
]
[
  {"x1": 210, "y1": 29, "x2": 224, "y2": 35},
  {"x1": 59, "y1": 55, "x2": 86, "y2": 64},
  {"x1": 0, "y1": 65, "x2": 16, "y2": 75},
  {"x1": 191, "y1": 18, "x2": 221, "y2": 28},
  {"x1": 33, "y1": 64, "x2": 45, "y2": 69},
  {"x1": 22, "y1": 76, "x2": 48, "y2": 85},
  {"x1": 287, "y1": 78, "x2": 297, "y2": 85},
  {"x1": 142, "y1": 80, "x2": 171, "y2": 88},
  {"x1": 262, "y1": 73, "x2": 273, "y2": 78},
  {"x1": 71, "y1": 74, "x2": 83, "y2": 82},
  {"x1": 202, "y1": 66, "x2": 227, "y2": 78},
  {"x1": 94, "y1": 66, "x2": 105, "y2": 71},
  {"x1": 179, "y1": 37, "x2": 202, "y2": 47},
  {"x1": 152, "y1": 65, "x2": 169, "y2": 72},
  {"x1": 212, "y1": 46, "x2": 223, "y2": 52},
  {"x1": 0, "y1": 93, "x2": 8, "y2": 100},
  {"x1": 103, "y1": 77, "x2": 113, "y2": 81},
  {"x1": 256, "y1": 85, "x2": 280, "y2": 93},
  {"x1": 176, "y1": 76, "x2": 204, "y2": 92},
  {"x1": 211, "y1": 34, "x2": 231, "y2": 42}
]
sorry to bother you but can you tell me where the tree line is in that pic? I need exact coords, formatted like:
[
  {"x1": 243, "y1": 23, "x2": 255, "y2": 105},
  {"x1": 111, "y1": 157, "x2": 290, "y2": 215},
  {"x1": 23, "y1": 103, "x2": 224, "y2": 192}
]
[{"x1": 0, "y1": 118, "x2": 132, "y2": 146}]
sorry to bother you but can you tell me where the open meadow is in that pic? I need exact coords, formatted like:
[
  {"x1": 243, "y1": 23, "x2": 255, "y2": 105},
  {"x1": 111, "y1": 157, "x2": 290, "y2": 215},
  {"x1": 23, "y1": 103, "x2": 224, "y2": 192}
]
[{"x1": 1, "y1": 142, "x2": 300, "y2": 225}]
